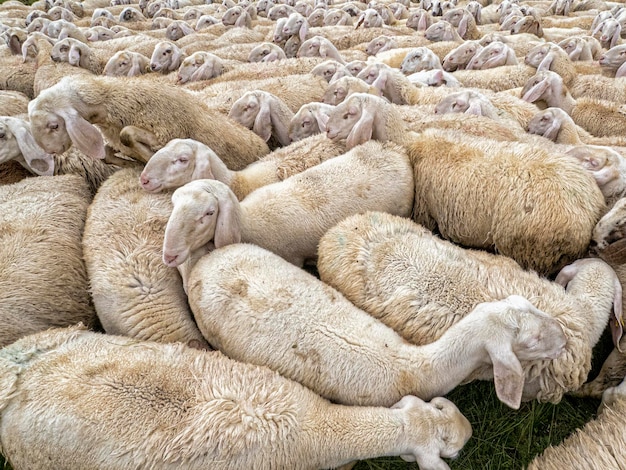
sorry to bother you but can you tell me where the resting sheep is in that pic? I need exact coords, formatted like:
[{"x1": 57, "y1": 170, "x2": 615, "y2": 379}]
[
  {"x1": 139, "y1": 135, "x2": 346, "y2": 199},
  {"x1": 316, "y1": 211, "x2": 622, "y2": 404},
  {"x1": 325, "y1": 94, "x2": 606, "y2": 275},
  {"x1": 161, "y1": 139, "x2": 414, "y2": 270},
  {"x1": 0, "y1": 175, "x2": 96, "y2": 348},
  {"x1": 288, "y1": 101, "x2": 334, "y2": 141},
  {"x1": 0, "y1": 325, "x2": 472, "y2": 470},
  {"x1": 187, "y1": 242, "x2": 567, "y2": 409},
  {"x1": 28, "y1": 74, "x2": 270, "y2": 168},
  {"x1": 82, "y1": 167, "x2": 209, "y2": 347}
]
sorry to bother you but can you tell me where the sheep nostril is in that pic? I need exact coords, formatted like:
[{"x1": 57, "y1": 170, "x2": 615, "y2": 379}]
[
  {"x1": 163, "y1": 253, "x2": 178, "y2": 265},
  {"x1": 140, "y1": 174, "x2": 150, "y2": 186},
  {"x1": 150, "y1": 63, "x2": 158, "y2": 70}
]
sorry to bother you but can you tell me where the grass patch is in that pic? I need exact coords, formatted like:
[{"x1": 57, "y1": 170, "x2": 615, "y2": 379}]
[{"x1": 0, "y1": 381, "x2": 599, "y2": 470}]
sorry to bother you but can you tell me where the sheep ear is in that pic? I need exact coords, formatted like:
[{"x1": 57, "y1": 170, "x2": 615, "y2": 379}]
[
  {"x1": 522, "y1": 78, "x2": 549, "y2": 103},
  {"x1": 611, "y1": 25, "x2": 622, "y2": 49},
  {"x1": 68, "y1": 44, "x2": 81, "y2": 66},
  {"x1": 313, "y1": 108, "x2": 330, "y2": 131},
  {"x1": 235, "y1": 10, "x2": 250, "y2": 27},
  {"x1": 263, "y1": 51, "x2": 279, "y2": 62},
  {"x1": 346, "y1": 106, "x2": 373, "y2": 149},
  {"x1": 536, "y1": 51, "x2": 554, "y2": 72},
  {"x1": 9, "y1": 122, "x2": 55, "y2": 176},
  {"x1": 487, "y1": 342, "x2": 524, "y2": 409},
  {"x1": 129, "y1": 55, "x2": 146, "y2": 76},
  {"x1": 253, "y1": 98, "x2": 273, "y2": 142},
  {"x1": 465, "y1": 100, "x2": 483, "y2": 116},
  {"x1": 542, "y1": 116, "x2": 561, "y2": 141},
  {"x1": 214, "y1": 188, "x2": 242, "y2": 248},
  {"x1": 190, "y1": 63, "x2": 212, "y2": 82},
  {"x1": 457, "y1": 14, "x2": 468, "y2": 39},
  {"x1": 417, "y1": 12, "x2": 428, "y2": 31},
  {"x1": 355, "y1": 13, "x2": 365, "y2": 29},
  {"x1": 192, "y1": 146, "x2": 216, "y2": 180},
  {"x1": 299, "y1": 19, "x2": 309, "y2": 42},
  {"x1": 617, "y1": 61, "x2": 626, "y2": 78},
  {"x1": 56, "y1": 107, "x2": 106, "y2": 160}
]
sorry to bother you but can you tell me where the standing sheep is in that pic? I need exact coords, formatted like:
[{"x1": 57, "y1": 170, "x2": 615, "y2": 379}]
[
  {"x1": 82, "y1": 167, "x2": 209, "y2": 347},
  {"x1": 27, "y1": 74, "x2": 270, "y2": 168},
  {"x1": 316, "y1": 211, "x2": 622, "y2": 404},
  {"x1": 325, "y1": 94, "x2": 606, "y2": 275},
  {"x1": 187, "y1": 242, "x2": 567, "y2": 409},
  {"x1": 0, "y1": 175, "x2": 97, "y2": 348},
  {"x1": 0, "y1": 325, "x2": 472, "y2": 470}
]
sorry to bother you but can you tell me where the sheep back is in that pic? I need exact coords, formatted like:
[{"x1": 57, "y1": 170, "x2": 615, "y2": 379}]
[
  {"x1": 0, "y1": 175, "x2": 96, "y2": 348},
  {"x1": 82, "y1": 168, "x2": 209, "y2": 347}
]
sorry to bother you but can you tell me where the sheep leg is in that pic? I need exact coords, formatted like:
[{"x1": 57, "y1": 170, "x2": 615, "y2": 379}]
[{"x1": 119, "y1": 125, "x2": 160, "y2": 163}]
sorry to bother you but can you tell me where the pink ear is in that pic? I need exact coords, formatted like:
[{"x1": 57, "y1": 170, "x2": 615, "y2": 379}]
[
  {"x1": 11, "y1": 122, "x2": 55, "y2": 176},
  {"x1": 536, "y1": 51, "x2": 554, "y2": 72},
  {"x1": 298, "y1": 19, "x2": 309, "y2": 42},
  {"x1": 617, "y1": 61, "x2": 626, "y2": 78},
  {"x1": 457, "y1": 15, "x2": 468, "y2": 39},
  {"x1": 465, "y1": 99, "x2": 483, "y2": 116},
  {"x1": 56, "y1": 107, "x2": 105, "y2": 160},
  {"x1": 487, "y1": 342, "x2": 524, "y2": 409},
  {"x1": 611, "y1": 24, "x2": 622, "y2": 49},
  {"x1": 346, "y1": 106, "x2": 374, "y2": 149},
  {"x1": 253, "y1": 99, "x2": 273, "y2": 142},
  {"x1": 522, "y1": 78, "x2": 549, "y2": 103},
  {"x1": 214, "y1": 189, "x2": 242, "y2": 248},
  {"x1": 235, "y1": 10, "x2": 251, "y2": 27},
  {"x1": 68, "y1": 44, "x2": 81, "y2": 66},
  {"x1": 417, "y1": 12, "x2": 428, "y2": 31},
  {"x1": 313, "y1": 109, "x2": 330, "y2": 131}
]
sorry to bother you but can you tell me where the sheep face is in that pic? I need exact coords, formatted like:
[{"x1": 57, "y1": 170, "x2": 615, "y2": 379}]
[
  {"x1": 527, "y1": 108, "x2": 563, "y2": 141},
  {"x1": 311, "y1": 60, "x2": 341, "y2": 82},
  {"x1": 177, "y1": 53, "x2": 222, "y2": 84},
  {"x1": 248, "y1": 43, "x2": 285, "y2": 62},
  {"x1": 51, "y1": 38, "x2": 83, "y2": 66},
  {"x1": 567, "y1": 146, "x2": 626, "y2": 203},
  {"x1": 326, "y1": 94, "x2": 377, "y2": 148},
  {"x1": 442, "y1": 41, "x2": 481, "y2": 71},
  {"x1": 228, "y1": 93, "x2": 262, "y2": 129},
  {"x1": 140, "y1": 139, "x2": 200, "y2": 192},
  {"x1": 400, "y1": 48, "x2": 440, "y2": 74},
  {"x1": 289, "y1": 104, "x2": 331, "y2": 141},
  {"x1": 0, "y1": 120, "x2": 21, "y2": 163},
  {"x1": 365, "y1": 36, "x2": 392, "y2": 56},
  {"x1": 28, "y1": 110, "x2": 73, "y2": 156},
  {"x1": 150, "y1": 41, "x2": 182, "y2": 72}
]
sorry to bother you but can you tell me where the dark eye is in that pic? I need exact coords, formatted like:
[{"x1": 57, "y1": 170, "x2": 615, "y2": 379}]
[
  {"x1": 206, "y1": 210, "x2": 215, "y2": 216},
  {"x1": 48, "y1": 122, "x2": 59, "y2": 130},
  {"x1": 343, "y1": 113, "x2": 349, "y2": 119},
  {"x1": 0, "y1": 132, "x2": 5, "y2": 139},
  {"x1": 60, "y1": 45, "x2": 69, "y2": 52}
]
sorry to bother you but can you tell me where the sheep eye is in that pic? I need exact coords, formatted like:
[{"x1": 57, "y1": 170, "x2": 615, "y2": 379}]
[
  {"x1": 47, "y1": 122, "x2": 59, "y2": 130},
  {"x1": 60, "y1": 45, "x2": 69, "y2": 52},
  {"x1": 205, "y1": 210, "x2": 215, "y2": 216},
  {"x1": 0, "y1": 132, "x2": 5, "y2": 139}
]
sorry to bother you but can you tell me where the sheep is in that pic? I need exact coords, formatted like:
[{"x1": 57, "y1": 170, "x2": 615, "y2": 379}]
[
  {"x1": 0, "y1": 115, "x2": 121, "y2": 194},
  {"x1": 398, "y1": 46, "x2": 442, "y2": 75},
  {"x1": 175, "y1": 51, "x2": 230, "y2": 83},
  {"x1": 81, "y1": 167, "x2": 210, "y2": 347},
  {"x1": 323, "y1": 8, "x2": 353, "y2": 26},
  {"x1": 0, "y1": 175, "x2": 97, "y2": 348},
  {"x1": 442, "y1": 40, "x2": 483, "y2": 71},
  {"x1": 161, "y1": 140, "x2": 414, "y2": 269},
  {"x1": 599, "y1": 43, "x2": 626, "y2": 77},
  {"x1": 296, "y1": 35, "x2": 349, "y2": 63},
  {"x1": 325, "y1": 95, "x2": 606, "y2": 275},
  {"x1": 406, "y1": 8, "x2": 433, "y2": 31},
  {"x1": 442, "y1": 7, "x2": 481, "y2": 40},
  {"x1": 288, "y1": 101, "x2": 334, "y2": 141},
  {"x1": 557, "y1": 35, "x2": 602, "y2": 61},
  {"x1": 187, "y1": 242, "x2": 567, "y2": 409},
  {"x1": 527, "y1": 107, "x2": 626, "y2": 148},
  {"x1": 0, "y1": 160, "x2": 31, "y2": 186},
  {"x1": 526, "y1": 377, "x2": 626, "y2": 469},
  {"x1": 521, "y1": 70, "x2": 626, "y2": 138},
  {"x1": 592, "y1": 17, "x2": 622, "y2": 50},
  {"x1": 228, "y1": 90, "x2": 293, "y2": 148},
  {"x1": 0, "y1": 325, "x2": 472, "y2": 470},
  {"x1": 424, "y1": 20, "x2": 462, "y2": 42},
  {"x1": 465, "y1": 40, "x2": 518, "y2": 69},
  {"x1": 310, "y1": 58, "x2": 343, "y2": 82},
  {"x1": 28, "y1": 74, "x2": 270, "y2": 168},
  {"x1": 316, "y1": 211, "x2": 621, "y2": 404},
  {"x1": 149, "y1": 39, "x2": 186, "y2": 72},
  {"x1": 247, "y1": 41, "x2": 286, "y2": 62},
  {"x1": 0, "y1": 48, "x2": 37, "y2": 98},
  {"x1": 103, "y1": 49, "x2": 151, "y2": 76},
  {"x1": 139, "y1": 134, "x2": 346, "y2": 199},
  {"x1": 407, "y1": 69, "x2": 461, "y2": 87},
  {"x1": 0, "y1": 89, "x2": 29, "y2": 115},
  {"x1": 451, "y1": 62, "x2": 536, "y2": 92}
]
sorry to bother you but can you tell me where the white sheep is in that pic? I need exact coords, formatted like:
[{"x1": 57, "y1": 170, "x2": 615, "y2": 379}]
[
  {"x1": 161, "y1": 139, "x2": 414, "y2": 269},
  {"x1": 103, "y1": 49, "x2": 151, "y2": 76},
  {"x1": 288, "y1": 101, "x2": 334, "y2": 141},
  {"x1": 28, "y1": 74, "x2": 270, "y2": 168},
  {"x1": 0, "y1": 175, "x2": 97, "y2": 348},
  {"x1": 316, "y1": 211, "x2": 622, "y2": 404},
  {"x1": 527, "y1": 377, "x2": 626, "y2": 469},
  {"x1": 399, "y1": 46, "x2": 442, "y2": 74},
  {"x1": 465, "y1": 40, "x2": 518, "y2": 70},
  {"x1": 139, "y1": 134, "x2": 346, "y2": 199},
  {"x1": 442, "y1": 40, "x2": 483, "y2": 71},
  {"x1": 0, "y1": 325, "x2": 472, "y2": 470},
  {"x1": 325, "y1": 93, "x2": 607, "y2": 275},
  {"x1": 82, "y1": 167, "x2": 210, "y2": 347},
  {"x1": 187, "y1": 242, "x2": 567, "y2": 409}
]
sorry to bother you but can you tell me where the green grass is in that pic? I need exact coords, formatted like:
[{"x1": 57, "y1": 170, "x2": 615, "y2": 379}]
[{"x1": 0, "y1": 380, "x2": 600, "y2": 470}]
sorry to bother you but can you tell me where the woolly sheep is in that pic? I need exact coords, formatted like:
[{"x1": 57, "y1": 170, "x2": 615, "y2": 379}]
[
  {"x1": 161, "y1": 140, "x2": 414, "y2": 268},
  {"x1": 0, "y1": 175, "x2": 96, "y2": 348},
  {"x1": 0, "y1": 89, "x2": 29, "y2": 115},
  {"x1": 521, "y1": 70, "x2": 626, "y2": 138},
  {"x1": 103, "y1": 50, "x2": 151, "y2": 76},
  {"x1": 140, "y1": 134, "x2": 346, "y2": 199},
  {"x1": 247, "y1": 41, "x2": 286, "y2": 62},
  {"x1": 296, "y1": 35, "x2": 347, "y2": 63},
  {"x1": 441, "y1": 7, "x2": 481, "y2": 40},
  {"x1": 0, "y1": 116, "x2": 120, "y2": 194},
  {"x1": 316, "y1": 211, "x2": 622, "y2": 403},
  {"x1": 558, "y1": 35, "x2": 602, "y2": 61},
  {"x1": 0, "y1": 325, "x2": 472, "y2": 470},
  {"x1": 228, "y1": 90, "x2": 293, "y2": 147},
  {"x1": 325, "y1": 95, "x2": 606, "y2": 274},
  {"x1": 399, "y1": 47, "x2": 442, "y2": 74},
  {"x1": 187, "y1": 242, "x2": 566, "y2": 409},
  {"x1": 28, "y1": 74, "x2": 269, "y2": 168},
  {"x1": 442, "y1": 40, "x2": 483, "y2": 71},
  {"x1": 527, "y1": 377, "x2": 626, "y2": 469},
  {"x1": 465, "y1": 40, "x2": 518, "y2": 70},
  {"x1": 82, "y1": 167, "x2": 209, "y2": 346},
  {"x1": 176, "y1": 51, "x2": 228, "y2": 84},
  {"x1": 424, "y1": 20, "x2": 462, "y2": 42}
]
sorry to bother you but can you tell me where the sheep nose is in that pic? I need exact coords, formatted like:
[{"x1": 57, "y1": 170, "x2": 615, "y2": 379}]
[
  {"x1": 150, "y1": 63, "x2": 158, "y2": 70},
  {"x1": 139, "y1": 173, "x2": 150, "y2": 186},
  {"x1": 163, "y1": 253, "x2": 179, "y2": 266}
]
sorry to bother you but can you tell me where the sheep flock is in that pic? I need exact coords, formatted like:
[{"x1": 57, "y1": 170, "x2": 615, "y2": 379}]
[{"x1": 4, "y1": 0, "x2": 626, "y2": 467}]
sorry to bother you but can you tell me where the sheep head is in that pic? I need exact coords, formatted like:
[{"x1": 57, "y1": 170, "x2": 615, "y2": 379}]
[
  {"x1": 51, "y1": 37, "x2": 87, "y2": 67},
  {"x1": 177, "y1": 52, "x2": 223, "y2": 84},
  {"x1": 150, "y1": 41, "x2": 184, "y2": 72},
  {"x1": 0, "y1": 117, "x2": 54, "y2": 175},
  {"x1": 527, "y1": 107, "x2": 567, "y2": 141},
  {"x1": 163, "y1": 179, "x2": 241, "y2": 267},
  {"x1": 289, "y1": 102, "x2": 333, "y2": 142},
  {"x1": 104, "y1": 51, "x2": 150, "y2": 77},
  {"x1": 326, "y1": 93, "x2": 390, "y2": 149},
  {"x1": 442, "y1": 41, "x2": 482, "y2": 71}
]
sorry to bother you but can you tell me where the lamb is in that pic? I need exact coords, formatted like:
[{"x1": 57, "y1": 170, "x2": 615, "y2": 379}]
[
  {"x1": 81, "y1": 167, "x2": 210, "y2": 347},
  {"x1": 0, "y1": 175, "x2": 96, "y2": 348},
  {"x1": 526, "y1": 377, "x2": 626, "y2": 469},
  {"x1": 187, "y1": 242, "x2": 567, "y2": 409},
  {"x1": 521, "y1": 70, "x2": 626, "y2": 138},
  {"x1": 49, "y1": 37, "x2": 110, "y2": 74},
  {"x1": 297, "y1": 35, "x2": 351, "y2": 63},
  {"x1": 325, "y1": 94, "x2": 606, "y2": 275},
  {"x1": 310, "y1": 59, "x2": 344, "y2": 82},
  {"x1": 161, "y1": 139, "x2": 414, "y2": 269},
  {"x1": 0, "y1": 325, "x2": 472, "y2": 470},
  {"x1": 424, "y1": 20, "x2": 463, "y2": 42},
  {"x1": 288, "y1": 101, "x2": 334, "y2": 141},
  {"x1": 175, "y1": 51, "x2": 230, "y2": 84},
  {"x1": 0, "y1": 115, "x2": 121, "y2": 195},
  {"x1": 139, "y1": 134, "x2": 346, "y2": 199},
  {"x1": 28, "y1": 74, "x2": 270, "y2": 168},
  {"x1": 228, "y1": 90, "x2": 293, "y2": 148},
  {"x1": 316, "y1": 211, "x2": 621, "y2": 404}
]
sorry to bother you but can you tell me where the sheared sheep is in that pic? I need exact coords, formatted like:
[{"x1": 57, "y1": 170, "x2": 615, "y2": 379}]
[
  {"x1": 0, "y1": 175, "x2": 96, "y2": 348},
  {"x1": 82, "y1": 167, "x2": 209, "y2": 346},
  {"x1": 316, "y1": 211, "x2": 621, "y2": 403},
  {"x1": 161, "y1": 139, "x2": 414, "y2": 269},
  {"x1": 0, "y1": 325, "x2": 472, "y2": 470},
  {"x1": 187, "y1": 242, "x2": 567, "y2": 409},
  {"x1": 28, "y1": 74, "x2": 270, "y2": 168}
]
